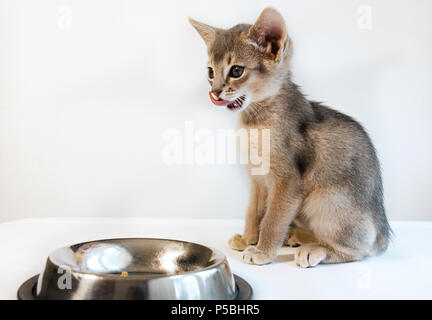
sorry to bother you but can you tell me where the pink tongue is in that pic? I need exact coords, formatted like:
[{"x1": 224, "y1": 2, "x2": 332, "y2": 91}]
[{"x1": 209, "y1": 92, "x2": 231, "y2": 106}]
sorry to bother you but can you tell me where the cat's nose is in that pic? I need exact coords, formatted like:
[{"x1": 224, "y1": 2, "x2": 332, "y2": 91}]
[
  {"x1": 211, "y1": 88, "x2": 223, "y2": 99},
  {"x1": 211, "y1": 82, "x2": 225, "y2": 98}
]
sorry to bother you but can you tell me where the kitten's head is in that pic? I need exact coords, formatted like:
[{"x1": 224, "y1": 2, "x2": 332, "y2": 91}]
[{"x1": 190, "y1": 7, "x2": 292, "y2": 112}]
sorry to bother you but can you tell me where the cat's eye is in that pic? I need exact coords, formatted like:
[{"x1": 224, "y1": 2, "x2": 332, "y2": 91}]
[
  {"x1": 208, "y1": 67, "x2": 214, "y2": 79},
  {"x1": 229, "y1": 65, "x2": 244, "y2": 78}
]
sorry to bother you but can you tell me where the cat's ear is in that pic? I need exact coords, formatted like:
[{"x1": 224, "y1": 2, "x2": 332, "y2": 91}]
[
  {"x1": 248, "y1": 7, "x2": 288, "y2": 61},
  {"x1": 189, "y1": 18, "x2": 217, "y2": 46}
]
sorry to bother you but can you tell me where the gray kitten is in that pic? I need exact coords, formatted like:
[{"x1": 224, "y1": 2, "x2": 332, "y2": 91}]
[{"x1": 190, "y1": 7, "x2": 391, "y2": 267}]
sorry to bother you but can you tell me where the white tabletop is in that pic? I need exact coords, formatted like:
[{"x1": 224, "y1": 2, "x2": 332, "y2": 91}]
[{"x1": 0, "y1": 217, "x2": 431, "y2": 300}]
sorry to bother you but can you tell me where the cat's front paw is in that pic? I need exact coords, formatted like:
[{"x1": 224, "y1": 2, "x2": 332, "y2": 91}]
[
  {"x1": 242, "y1": 246, "x2": 275, "y2": 265},
  {"x1": 228, "y1": 234, "x2": 257, "y2": 251}
]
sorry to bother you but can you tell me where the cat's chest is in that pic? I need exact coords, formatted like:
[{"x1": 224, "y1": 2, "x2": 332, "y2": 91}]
[
  {"x1": 237, "y1": 117, "x2": 276, "y2": 176},
  {"x1": 237, "y1": 116, "x2": 280, "y2": 150}
]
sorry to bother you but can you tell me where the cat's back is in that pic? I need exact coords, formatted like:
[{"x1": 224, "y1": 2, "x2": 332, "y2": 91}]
[
  {"x1": 304, "y1": 101, "x2": 382, "y2": 202},
  {"x1": 308, "y1": 101, "x2": 377, "y2": 160}
]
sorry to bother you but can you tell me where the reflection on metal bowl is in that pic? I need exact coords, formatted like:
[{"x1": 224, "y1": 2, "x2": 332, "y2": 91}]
[{"x1": 17, "y1": 238, "x2": 252, "y2": 300}]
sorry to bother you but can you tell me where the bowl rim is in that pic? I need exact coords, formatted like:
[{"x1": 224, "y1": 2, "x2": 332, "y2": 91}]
[{"x1": 47, "y1": 237, "x2": 229, "y2": 280}]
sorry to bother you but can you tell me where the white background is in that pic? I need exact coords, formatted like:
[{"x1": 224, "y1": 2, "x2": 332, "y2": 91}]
[{"x1": 0, "y1": 0, "x2": 431, "y2": 222}]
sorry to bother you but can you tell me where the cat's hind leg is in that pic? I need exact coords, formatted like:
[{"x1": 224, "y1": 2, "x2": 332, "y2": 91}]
[
  {"x1": 294, "y1": 188, "x2": 380, "y2": 268},
  {"x1": 284, "y1": 226, "x2": 317, "y2": 247},
  {"x1": 294, "y1": 243, "x2": 364, "y2": 268}
]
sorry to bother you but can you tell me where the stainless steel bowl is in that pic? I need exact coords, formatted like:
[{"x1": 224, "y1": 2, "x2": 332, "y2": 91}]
[{"x1": 18, "y1": 238, "x2": 252, "y2": 300}]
